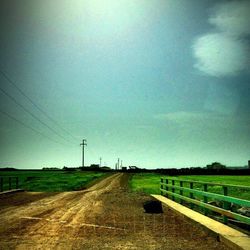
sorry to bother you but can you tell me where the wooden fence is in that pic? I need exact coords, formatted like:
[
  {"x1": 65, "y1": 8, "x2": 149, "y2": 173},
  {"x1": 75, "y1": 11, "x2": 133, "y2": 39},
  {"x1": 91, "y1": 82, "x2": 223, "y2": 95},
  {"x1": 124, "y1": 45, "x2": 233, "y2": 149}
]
[
  {"x1": 0, "y1": 176, "x2": 19, "y2": 192},
  {"x1": 160, "y1": 177, "x2": 250, "y2": 225}
]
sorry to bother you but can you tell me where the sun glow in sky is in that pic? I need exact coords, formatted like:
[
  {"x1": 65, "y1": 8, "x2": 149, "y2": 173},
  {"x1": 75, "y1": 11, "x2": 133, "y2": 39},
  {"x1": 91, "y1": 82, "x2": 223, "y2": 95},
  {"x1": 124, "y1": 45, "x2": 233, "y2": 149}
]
[{"x1": 0, "y1": 0, "x2": 249, "y2": 169}]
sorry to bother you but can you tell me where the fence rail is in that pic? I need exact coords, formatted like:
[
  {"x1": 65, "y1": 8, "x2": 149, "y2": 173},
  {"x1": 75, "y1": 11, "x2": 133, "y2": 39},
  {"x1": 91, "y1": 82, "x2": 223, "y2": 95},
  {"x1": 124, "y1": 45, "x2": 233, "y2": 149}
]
[
  {"x1": 160, "y1": 177, "x2": 250, "y2": 225},
  {"x1": 0, "y1": 176, "x2": 19, "y2": 192}
]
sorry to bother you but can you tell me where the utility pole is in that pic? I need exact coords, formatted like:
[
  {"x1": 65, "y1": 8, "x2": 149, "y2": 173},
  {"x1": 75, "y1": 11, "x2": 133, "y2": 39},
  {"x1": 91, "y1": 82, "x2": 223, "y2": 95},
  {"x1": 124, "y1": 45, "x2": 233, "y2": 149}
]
[
  {"x1": 117, "y1": 158, "x2": 120, "y2": 170},
  {"x1": 99, "y1": 157, "x2": 102, "y2": 168},
  {"x1": 80, "y1": 139, "x2": 87, "y2": 167}
]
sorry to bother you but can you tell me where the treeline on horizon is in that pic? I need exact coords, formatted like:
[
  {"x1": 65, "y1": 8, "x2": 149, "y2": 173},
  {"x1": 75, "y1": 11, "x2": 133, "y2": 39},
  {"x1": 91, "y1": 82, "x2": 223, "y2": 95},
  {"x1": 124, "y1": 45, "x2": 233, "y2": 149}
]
[{"x1": 1, "y1": 162, "x2": 250, "y2": 175}]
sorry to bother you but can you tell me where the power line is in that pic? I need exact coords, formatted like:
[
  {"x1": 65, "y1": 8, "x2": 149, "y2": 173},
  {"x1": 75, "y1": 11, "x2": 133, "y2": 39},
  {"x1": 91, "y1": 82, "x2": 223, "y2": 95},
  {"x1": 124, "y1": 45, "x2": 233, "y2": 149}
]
[
  {"x1": 0, "y1": 69, "x2": 78, "y2": 141},
  {"x1": 0, "y1": 86, "x2": 74, "y2": 145},
  {"x1": 0, "y1": 108, "x2": 65, "y2": 146}
]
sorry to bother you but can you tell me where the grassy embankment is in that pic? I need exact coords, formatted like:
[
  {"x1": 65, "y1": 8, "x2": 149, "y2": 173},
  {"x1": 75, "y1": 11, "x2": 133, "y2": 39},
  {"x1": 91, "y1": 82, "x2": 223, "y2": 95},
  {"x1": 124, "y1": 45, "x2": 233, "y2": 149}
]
[
  {"x1": 0, "y1": 170, "x2": 109, "y2": 192},
  {"x1": 129, "y1": 173, "x2": 250, "y2": 200}
]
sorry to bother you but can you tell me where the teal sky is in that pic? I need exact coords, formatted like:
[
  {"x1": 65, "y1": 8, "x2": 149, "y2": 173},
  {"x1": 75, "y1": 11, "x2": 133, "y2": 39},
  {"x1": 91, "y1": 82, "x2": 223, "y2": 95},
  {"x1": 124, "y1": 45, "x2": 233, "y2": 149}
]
[{"x1": 0, "y1": 0, "x2": 250, "y2": 169}]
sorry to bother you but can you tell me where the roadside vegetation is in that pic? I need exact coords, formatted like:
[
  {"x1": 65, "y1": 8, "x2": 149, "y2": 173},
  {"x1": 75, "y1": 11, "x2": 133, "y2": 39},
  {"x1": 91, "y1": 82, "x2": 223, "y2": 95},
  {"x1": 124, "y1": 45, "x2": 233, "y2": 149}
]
[
  {"x1": 129, "y1": 173, "x2": 250, "y2": 200},
  {"x1": 0, "y1": 170, "x2": 109, "y2": 192}
]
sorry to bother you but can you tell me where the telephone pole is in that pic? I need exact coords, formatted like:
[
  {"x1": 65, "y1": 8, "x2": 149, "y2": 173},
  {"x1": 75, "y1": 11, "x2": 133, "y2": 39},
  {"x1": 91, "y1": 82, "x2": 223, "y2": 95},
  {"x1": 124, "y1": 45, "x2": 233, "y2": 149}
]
[
  {"x1": 99, "y1": 157, "x2": 102, "y2": 168},
  {"x1": 80, "y1": 139, "x2": 87, "y2": 167}
]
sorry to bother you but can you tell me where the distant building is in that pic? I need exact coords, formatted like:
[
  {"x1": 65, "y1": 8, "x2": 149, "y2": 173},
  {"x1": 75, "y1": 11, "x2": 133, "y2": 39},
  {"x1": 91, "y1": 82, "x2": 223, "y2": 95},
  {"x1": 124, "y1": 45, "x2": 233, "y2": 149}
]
[{"x1": 129, "y1": 166, "x2": 139, "y2": 170}]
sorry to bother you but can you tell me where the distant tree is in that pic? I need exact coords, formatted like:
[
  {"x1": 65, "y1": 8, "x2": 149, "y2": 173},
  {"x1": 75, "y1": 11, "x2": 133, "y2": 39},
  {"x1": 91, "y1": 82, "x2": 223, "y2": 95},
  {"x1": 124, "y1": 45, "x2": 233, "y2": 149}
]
[
  {"x1": 0, "y1": 167, "x2": 17, "y2": 171},
  {"x1": 42, "y1": 167, "x2": 60, "y2": 170},
  {"x1": 63, "y1": 166, "x2": 76, "y2": 171},
  {"x1": 206, "y1": 162, "x2": 226, "y2": 170},
  {"x1": 89, "y1": 164, "x2": 100, "y2": 170},
  {"x1": 100, "y1": 166, "x2": 111, "y2": 171}
]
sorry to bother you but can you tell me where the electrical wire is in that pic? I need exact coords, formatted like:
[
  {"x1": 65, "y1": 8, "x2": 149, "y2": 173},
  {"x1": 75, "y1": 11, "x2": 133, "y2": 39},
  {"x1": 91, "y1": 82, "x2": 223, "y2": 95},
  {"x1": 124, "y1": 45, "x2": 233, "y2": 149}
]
[
  {"x1": 0, "y1": 86, "x2": 74, "y2": 145},
  {"x1": 0, "y1": 69, "x2": 78, "y2": 141},
  {"x1": 0, "y1": 108, "x2": 66, "y2": 146}
]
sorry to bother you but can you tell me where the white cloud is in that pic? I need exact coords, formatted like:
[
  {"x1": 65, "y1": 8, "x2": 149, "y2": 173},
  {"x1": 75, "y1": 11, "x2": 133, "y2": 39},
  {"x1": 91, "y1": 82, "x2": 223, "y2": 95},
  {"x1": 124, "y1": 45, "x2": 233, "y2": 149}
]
[
  {"x1": 193, "y1": 33, "x2": 249, "y2": 77},
  {"x1": 193, "y1": 0, "x2": 250, "y2": 77},
  {"x1": 209, "y1": 1, "x2": 250, "y2": 37}
]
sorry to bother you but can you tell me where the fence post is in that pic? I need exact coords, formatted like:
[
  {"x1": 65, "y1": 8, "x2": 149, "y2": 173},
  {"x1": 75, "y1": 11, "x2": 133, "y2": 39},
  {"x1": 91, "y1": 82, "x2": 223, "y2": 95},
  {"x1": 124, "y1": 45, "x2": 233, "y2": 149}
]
[
  {"x1": 0, "y1": 177, "x2": 3, "y2": 192},
  {"x1": 166, "y1": 179, "x2": 168, "y2": 198},
  {"x1": 16, "y1": 177, "x2": 18, "y2": 189},
  {"x1": 9, "y1": 177, "x2": 12, "y2": 190},
  {"x1": 180, "y1": 181, "x2": 183, "y2": 204},
  {"x1": 223, "y1": 186, "x2": 229, "y2": 224},
  {"x1": 160, "y1": 178, "x2": 163, "y2": 195},
  {"x1": 203, "y1": 184, "x2": 208, "y2": 215},
  {"x1": 189, "y1": 182, "x2": 194, "y2": 209},
  {"x1": 172, "y1": 180, "x2": 175, "y2": 201}
]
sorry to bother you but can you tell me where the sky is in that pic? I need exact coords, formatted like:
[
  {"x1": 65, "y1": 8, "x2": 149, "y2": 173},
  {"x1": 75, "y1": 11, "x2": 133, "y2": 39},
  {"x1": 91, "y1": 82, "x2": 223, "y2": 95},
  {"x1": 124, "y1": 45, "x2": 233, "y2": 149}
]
[{"x1": 0, "y1": 0, "x2": 249, "y2": 169}]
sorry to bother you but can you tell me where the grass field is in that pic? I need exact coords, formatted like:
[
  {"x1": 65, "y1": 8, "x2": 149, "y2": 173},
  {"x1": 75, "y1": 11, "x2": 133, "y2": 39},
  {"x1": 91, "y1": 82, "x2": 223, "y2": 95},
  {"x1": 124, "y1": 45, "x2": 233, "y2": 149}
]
[
  {"x1": 129, "y1": 173, "x2": 162, "y2": 195},
  {"x1": 0, "y1": 170, "x2": 109, "y2": 192},
  {"x1": 129, "y1": 173, "x2": 250, "y2": 200}
]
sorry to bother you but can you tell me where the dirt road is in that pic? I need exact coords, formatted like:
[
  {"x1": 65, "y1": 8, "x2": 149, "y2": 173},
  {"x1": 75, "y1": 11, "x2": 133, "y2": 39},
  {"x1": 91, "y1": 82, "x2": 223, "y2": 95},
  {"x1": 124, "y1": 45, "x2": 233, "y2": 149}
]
[{"x1": 0, "y1": 173, "x2": 229, "y2": 249}]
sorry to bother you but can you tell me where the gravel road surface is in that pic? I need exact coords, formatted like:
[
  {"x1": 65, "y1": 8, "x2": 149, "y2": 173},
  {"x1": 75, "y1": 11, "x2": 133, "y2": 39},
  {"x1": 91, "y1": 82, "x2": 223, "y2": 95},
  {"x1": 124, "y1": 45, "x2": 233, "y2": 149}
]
[{"x1": 0, "y1": 173, "x2": 230, "y2": 249}]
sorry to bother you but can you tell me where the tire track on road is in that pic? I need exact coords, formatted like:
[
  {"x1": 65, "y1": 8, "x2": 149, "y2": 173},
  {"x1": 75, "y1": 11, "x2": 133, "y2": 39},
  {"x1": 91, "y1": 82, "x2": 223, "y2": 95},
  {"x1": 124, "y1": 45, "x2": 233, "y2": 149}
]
[{"x1": 0, "y1": 173, "x2": 123, "y2": 249}]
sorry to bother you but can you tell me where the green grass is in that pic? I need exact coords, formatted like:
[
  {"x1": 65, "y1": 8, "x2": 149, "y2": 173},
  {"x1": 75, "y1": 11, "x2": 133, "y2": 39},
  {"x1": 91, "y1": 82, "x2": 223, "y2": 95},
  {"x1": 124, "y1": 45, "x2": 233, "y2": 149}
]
[
  {"x1": 176, "y1": 175, "x2": 250, "y2": 200},
  {"x1": 129, "y1": 173, "x2": 162, "y2": 194},
  {"x1": 179, "y1": 175, "x2": 250, "y2": 186},
  {"x1": 0, "y1": 170, "x2": 109, "y2": 192},
  {"x1": 129, "y1": 173, "x2": 250, "y2": 200}
]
